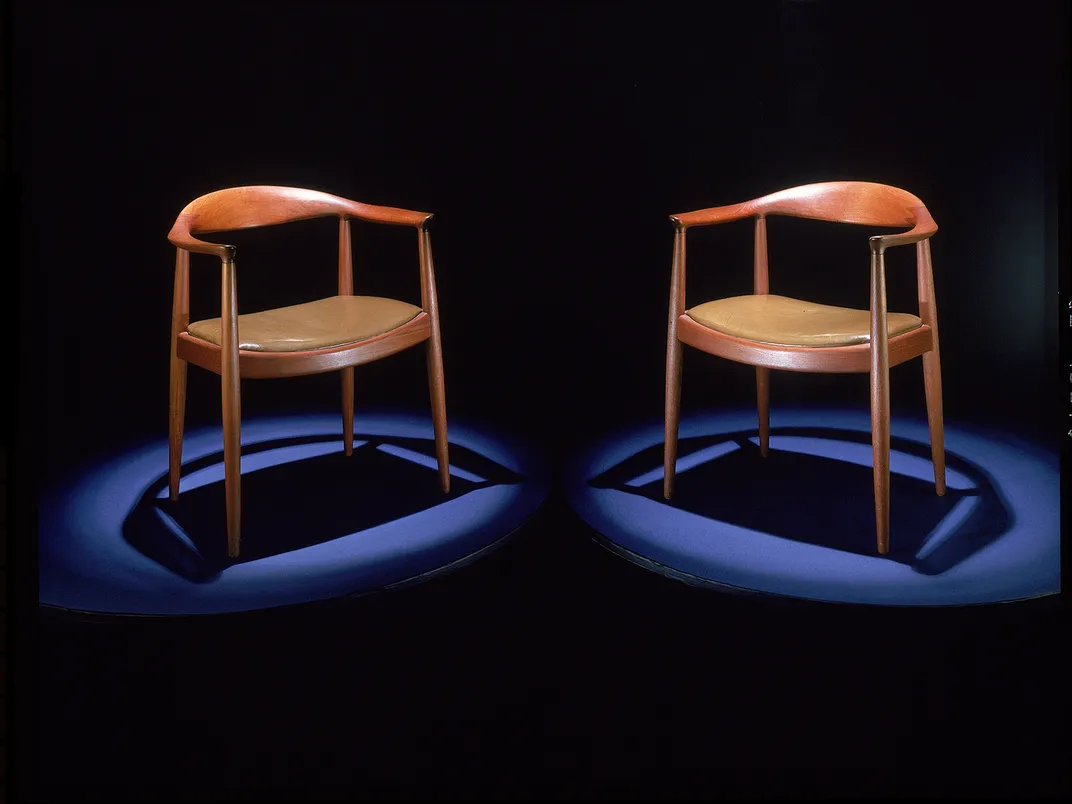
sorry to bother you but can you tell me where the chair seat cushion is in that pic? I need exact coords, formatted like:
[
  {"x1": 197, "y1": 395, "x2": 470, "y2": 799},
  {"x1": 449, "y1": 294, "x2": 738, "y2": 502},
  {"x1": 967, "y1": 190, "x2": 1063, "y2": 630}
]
[
  {"x1": 187, "y1": 295, "x2": 422, "y2": 352},
  {"x1": 686, "y1": 294, "x2": 922, "y2": 347}
]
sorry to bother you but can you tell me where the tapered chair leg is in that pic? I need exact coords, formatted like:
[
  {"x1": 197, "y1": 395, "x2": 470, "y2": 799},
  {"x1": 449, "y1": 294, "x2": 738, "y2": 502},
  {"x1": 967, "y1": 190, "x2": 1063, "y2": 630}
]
[
  {"x1": 918, "y1": 240, "x2": 946, "y2": 497},
  {"x1": 426, "y1": 333, "x2": 450, "y2": 494},
  {"x1": 417, "y1": 228, "x2": 449, "y2": 493},
  {"x1": 168, "y1": 352, "x2": 187, "y2": 501},
  {"x1": 870, "y1": 250, "x2": 891, "y2": 555},
  {"x1": 664, "y1": 226, "x2": 686, "y2": 500},
  {"x1": 169, "y1": 248, "x2": 190, "y2": 502},
  {"x1": 756, "y1": 367, "x2": 770, "y2": 458},
  {"x1": 922, "y1": 349, "x2": 946, "y2": 497},
  {"x1": 222, "y1": 383, "x2": 242, "y2": 559},
  {"x1": 871, "y1": 374, "x2": 891, "y2": 555},
  {"x1": 663, "y1": 335, "x2": 683, "y2": 500},
  {"x1": 220, "y1": 260, "x2": 242, "y2": 558},
  {"x1": 342, "y1": 366, "x2": 355, "y2": 456}
]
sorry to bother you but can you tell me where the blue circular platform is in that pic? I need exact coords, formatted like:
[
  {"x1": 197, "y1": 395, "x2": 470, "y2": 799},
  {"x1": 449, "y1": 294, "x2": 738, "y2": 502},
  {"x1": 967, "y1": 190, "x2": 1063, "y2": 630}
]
[
  {"x1": 564, "y1": 408, "x2": 1059, "y2": 606},
  {"x1": 40, "y1": 411, "x2": 550, "y2": 616}
]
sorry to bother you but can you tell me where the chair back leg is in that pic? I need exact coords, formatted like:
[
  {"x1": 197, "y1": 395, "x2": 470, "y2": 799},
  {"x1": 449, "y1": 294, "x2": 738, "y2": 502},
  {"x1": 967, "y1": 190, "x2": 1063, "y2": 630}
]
[
  {"x1": 169, "y1": 249, "x2": 190, "y2": 501},
  {"x1": 918, "y1": 240, "x2": 946, "y2": 496},
  {"x1": 426, "y1": 331, "x2": 449, "y2": 493},
  {"x1": 756, "y1": 367, "x2": 770, "y2": 458},
  {"x1": 922, "y1": 350, "x2": 946, "y2": 496},
  {"x1": 663, "y1": 335, "x2": 683, "y2": 500},
  {"x1": 169, "y1": 354, "x2": 187, "y2": 501},
  {"x1": 342, "y1": 367, "x2": 355, "y2": 456}
]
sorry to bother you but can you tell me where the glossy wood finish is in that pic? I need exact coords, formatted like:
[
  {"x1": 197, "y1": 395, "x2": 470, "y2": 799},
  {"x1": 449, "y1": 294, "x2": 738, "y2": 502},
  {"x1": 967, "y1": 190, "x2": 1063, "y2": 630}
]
[
  {"x1": 753, "y1": 216, "x2": 769, "y2": 293},
  {"x1": 918, "y1": 238, "x2": 946, "y2": 496},
  {"x1": 664, "y1": 181, "x2": 943, "y2": 555},
  {"x1": 341, "y1": 367, "x2": 356, "y2": 456},
  {"x1": 754, "y1": 216, "x2": 770, "y2": 457},
  {"x1": 338, "y1": 216, "x2": 354, "y2": 295},
  {"x1": 663, "y1": 227, "x2": 686, "y2": 499},
  {"x1": 671, "y1": 181, "x2": 928, "y2": 230},
  {"x1": 167, "y1": 185, "x2": 446, "y2": 557},
  {"x1": 419, "y1": 229, "x2": 450, "y2": 493},
  {"x1": 870, "y1": 250, "x2": 891, "y2": 554},
  {"x1": 220, "y1": 259, "x2": 242, "y2": 558},
  {"x1": 168, "y1": 248, "x2": 190, "y2": 501},
  {"x1": 756, "y1": 366, "x2": 770, "y2": 459},
  {"x1": 168, "y1": 185, "x2": 432, "y2": 259},
  {"x1": 339, "y1": 217, "x2": 355, "y2": 456}
]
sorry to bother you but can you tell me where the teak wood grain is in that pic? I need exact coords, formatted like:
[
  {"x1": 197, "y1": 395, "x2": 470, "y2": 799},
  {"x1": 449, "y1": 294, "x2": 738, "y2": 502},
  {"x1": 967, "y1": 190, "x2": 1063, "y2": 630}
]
[
  {"x1": 663, "y1": 181, "x2": 945, "y2": 556},
  {"x1": 754, "y1": 216, "x2": 770, "y2": 457},
  {"x1": 168, "y1": 248, "x2": 190, "y2": 502},
  {"x1": 339, "y1": 217, "x2": 355, "y2": 456},
  {"x1": 167, "y1": 186, "x2": 448, "y2": 558}
]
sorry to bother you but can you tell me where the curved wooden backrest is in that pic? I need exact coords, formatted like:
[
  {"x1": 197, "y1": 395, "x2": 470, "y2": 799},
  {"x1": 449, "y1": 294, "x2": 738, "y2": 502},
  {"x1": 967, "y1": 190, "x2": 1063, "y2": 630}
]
[
  {"x1": 753, "y1": 181, "x2": 925, "y2": 227},
  {"x1": 671, "y1": 181, "x2": 934, "y2": 233},
  {"x1": 177, "y1": 186, "x2": 363, "y2": 235},
  {"x1": 168, "y1": 186, "x2": 432, "y2": 256}
]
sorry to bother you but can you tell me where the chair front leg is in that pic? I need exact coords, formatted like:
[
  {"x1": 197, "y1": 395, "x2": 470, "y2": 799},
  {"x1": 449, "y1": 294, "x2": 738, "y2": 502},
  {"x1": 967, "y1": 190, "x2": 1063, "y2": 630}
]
[
  {"x1": 870, "y1": 249, "x2": 891, "y2": 555},
  {"x1": 220, "y1": 259, "x2": 243, "y2": 558},
  {"x1": 664, "y1": 227, "x2": 686, "y2": 499},
  {"x1": 339, "y1": 217, "x2": 356, "y2": 457},
  {"x1": 419, "y1": 228, "x2": 449, "y2": 493}
]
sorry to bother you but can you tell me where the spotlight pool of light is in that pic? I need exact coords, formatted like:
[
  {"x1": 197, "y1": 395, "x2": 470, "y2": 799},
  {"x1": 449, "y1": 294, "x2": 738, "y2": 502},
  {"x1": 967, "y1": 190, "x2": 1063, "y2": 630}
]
[
  {"x1": 564, "y1": 408, "x2": 1058, "y2": 606},
  {"x1": 40, "y1": 411, "x2": 550, "y2": 616}
]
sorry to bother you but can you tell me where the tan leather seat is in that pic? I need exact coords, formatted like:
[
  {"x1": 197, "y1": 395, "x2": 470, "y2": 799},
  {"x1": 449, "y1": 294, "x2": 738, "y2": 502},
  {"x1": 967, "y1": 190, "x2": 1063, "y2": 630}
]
[
  {"x1": 686, "y1": 294, "x2": 922, "y2": 348},
  {"x1": 187, "y1": 294, "x2": 421, "y2": 352}
]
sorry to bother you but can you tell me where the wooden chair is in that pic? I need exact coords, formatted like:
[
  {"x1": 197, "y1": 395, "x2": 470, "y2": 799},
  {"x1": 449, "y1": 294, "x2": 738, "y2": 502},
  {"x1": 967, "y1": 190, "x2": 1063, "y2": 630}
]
[
  {"x1": 663, "y1": 181, "x2": 944, "y2": 555},
  {"x1": 167, "y1": 185, "x2": 449, "y2": 558}
]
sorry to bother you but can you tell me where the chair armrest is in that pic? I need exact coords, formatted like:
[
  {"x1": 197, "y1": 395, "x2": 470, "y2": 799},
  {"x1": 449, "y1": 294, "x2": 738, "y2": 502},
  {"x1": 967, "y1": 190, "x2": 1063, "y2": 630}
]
[
  {"x1": 869, "y1": 209, "x2": 937, "y2": 254},
  {"x1": 351, "y1": 204, "x2": 433, "y2": 228},
  {"x1": 168, "y1": 227, "x2": 237, "y2": 261},
  {"x1": 670, "y1": 202, "x2": 754, "y2": 229}
]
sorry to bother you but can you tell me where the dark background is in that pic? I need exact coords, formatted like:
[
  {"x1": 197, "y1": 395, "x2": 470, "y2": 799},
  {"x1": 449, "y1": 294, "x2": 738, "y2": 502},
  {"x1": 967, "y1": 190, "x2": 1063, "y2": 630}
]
[{"x1": 9, "y1": 0, "x2": 1070, "y2": 799}]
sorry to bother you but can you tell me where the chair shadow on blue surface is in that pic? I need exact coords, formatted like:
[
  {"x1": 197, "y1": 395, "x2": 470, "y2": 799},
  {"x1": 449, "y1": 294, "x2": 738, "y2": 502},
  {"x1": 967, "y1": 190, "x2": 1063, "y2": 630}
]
[
  {"x1": 589, "y1": 427, "x2": 1011, "y2": 575},
  {"x1": 123, "y1": 434, "x2": 523, "y2": 583}
]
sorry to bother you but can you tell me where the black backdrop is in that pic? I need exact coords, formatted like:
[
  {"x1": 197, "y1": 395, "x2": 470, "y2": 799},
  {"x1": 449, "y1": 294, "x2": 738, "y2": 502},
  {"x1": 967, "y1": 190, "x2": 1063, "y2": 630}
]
[
  {"x1": 17, "y1": 0, "x2": 1066, "y2": 477},
  {"x1": 12, "y1": 0, "x2": 1070, "y2": 799}
]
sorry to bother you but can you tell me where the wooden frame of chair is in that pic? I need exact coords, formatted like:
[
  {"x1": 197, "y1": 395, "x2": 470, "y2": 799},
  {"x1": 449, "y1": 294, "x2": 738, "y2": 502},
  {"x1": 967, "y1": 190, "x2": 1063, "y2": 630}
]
[
  {"x1": 663, "y1": 181, "x2": 945, "y2": 555},
  {"x1": 167, "y1": 185, "x2": 449, "y2": 558}
]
